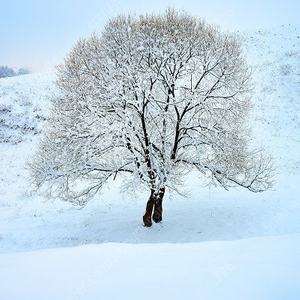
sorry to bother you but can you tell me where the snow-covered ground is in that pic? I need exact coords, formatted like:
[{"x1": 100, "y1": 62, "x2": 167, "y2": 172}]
[
  {"x1": 0, "y1": 25, "x2": 299, "y2": 299},
  {"x1": 1, "y1": 235, "x2": 300, "y2": 300}
]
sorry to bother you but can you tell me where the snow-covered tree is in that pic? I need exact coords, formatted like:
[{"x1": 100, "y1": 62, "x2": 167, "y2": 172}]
[
  {"x1": 17, "y1": 68, "x2": 30, "y2": 76},
  {"x1": 29, "y1": 9, "x2": 274, "y2": 226},
  {"x1": 0, "y1": 66, "x2": 30, "y2": 78},
  {"x1": 0, "y1": 66, "x2": 16, "y2": 78}
]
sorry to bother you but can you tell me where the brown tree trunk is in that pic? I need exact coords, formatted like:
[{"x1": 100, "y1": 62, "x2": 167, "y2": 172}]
[
  {"x1": 143, "y1": 188, "x2": 165, "y2": 227},
  {"x1": 143, "y1": 191, "x2": 155, "y2": 227},
  {"x1": 152, "y1": 187, "x2": 165, "y2": 223}
]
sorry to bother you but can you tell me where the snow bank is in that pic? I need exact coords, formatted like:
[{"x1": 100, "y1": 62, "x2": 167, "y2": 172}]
[{"x1": 0, "y1": 234, "x2": 299, "y2": 300}]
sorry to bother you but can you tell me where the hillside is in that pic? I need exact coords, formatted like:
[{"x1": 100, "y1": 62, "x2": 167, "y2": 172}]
[
  {"x1": 0, "y1": 71, "x2": 55, "y2": 144},
  {"x1": 241, "y1": 24, "x2": 300, "y2": 174},
  {"x1": 0, "y1": 25, "x2": 300, "y2": 300}
]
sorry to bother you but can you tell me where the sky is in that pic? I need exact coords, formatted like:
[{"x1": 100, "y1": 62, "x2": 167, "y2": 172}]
[{"x1": 1, "y1": 0, "x2": 299, "y2": 72}]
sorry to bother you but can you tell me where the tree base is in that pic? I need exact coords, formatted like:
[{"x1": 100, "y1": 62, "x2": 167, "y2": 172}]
[
  {"x1": 143, "y1": 215, "x2": 153, "y2": 227},
  {"x1": 143, "y1": 188, "x2": 165, "y2": 227}
]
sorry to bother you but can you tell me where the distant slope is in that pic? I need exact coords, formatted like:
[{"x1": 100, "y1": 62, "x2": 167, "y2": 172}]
[
  {"x1": 240, "y1": 24, "x2": 300, "y2": 174},
  {"x1": 0, "y1": 71, "x2": 55, "y2": 144}
]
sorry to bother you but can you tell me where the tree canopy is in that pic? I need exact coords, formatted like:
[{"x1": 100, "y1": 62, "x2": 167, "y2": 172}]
[{"x1": 29, "y1": 9, "x2": 274, "y2": 225}]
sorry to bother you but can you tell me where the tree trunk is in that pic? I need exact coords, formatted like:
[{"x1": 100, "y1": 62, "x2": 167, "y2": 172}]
[
  {"x1": 143, "y1": 188, "x2": 165, "y2": 227},
  {"x1": 152, "y1": 187, "x2": 165, "y2": 223}
]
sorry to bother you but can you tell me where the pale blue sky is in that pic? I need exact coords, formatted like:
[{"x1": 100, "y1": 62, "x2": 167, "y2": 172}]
[{"x1": 1, "y1": 0, "x2": 299, "y2": 71}]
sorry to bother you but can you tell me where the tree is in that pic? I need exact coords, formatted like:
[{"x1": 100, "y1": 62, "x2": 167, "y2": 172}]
[
  {"x1": 18, "y1": 68, "x2": 30, "y2": 76},
  {"x1": 0, "y1": 66, "x2": 30, "y2": 78},
  {"x1": 0, "y1": 66, "x2": 16, "y2": 78},
  {"x1": 29, "y1": 9, "x2": 274, "y2": 227}
]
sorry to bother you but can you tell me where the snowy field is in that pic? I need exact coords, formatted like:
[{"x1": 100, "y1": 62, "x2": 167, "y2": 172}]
[{"x1": 0, "y1": 25, "x2": 300, "y2": 299}]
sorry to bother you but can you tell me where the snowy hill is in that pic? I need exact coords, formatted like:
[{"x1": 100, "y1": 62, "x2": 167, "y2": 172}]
[
  {"x1": 0, "y1": 25, "x2": 300, "y2": 300},
  {"x1": 0, "y1": 71, "x2": 55, "y2": 144},
  {"x1": 241, "y1": 24, "x2": 300, "y2": 174}
]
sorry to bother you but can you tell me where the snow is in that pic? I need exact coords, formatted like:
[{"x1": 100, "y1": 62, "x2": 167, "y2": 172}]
[
  {"x1": 0, "y1": 24, "x2": 300, "y2": 299},
  {"x1": 1, "y1": 235, "x2": 300, "y2": 300}
]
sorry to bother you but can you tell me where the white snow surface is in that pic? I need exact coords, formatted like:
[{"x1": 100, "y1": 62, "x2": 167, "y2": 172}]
[
  {"x1": 1, "y1": 235, "x2": 300, "y2": 300},
  {"x1": 0, "y1": 25, "x2": 300, "y2": 299}
]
